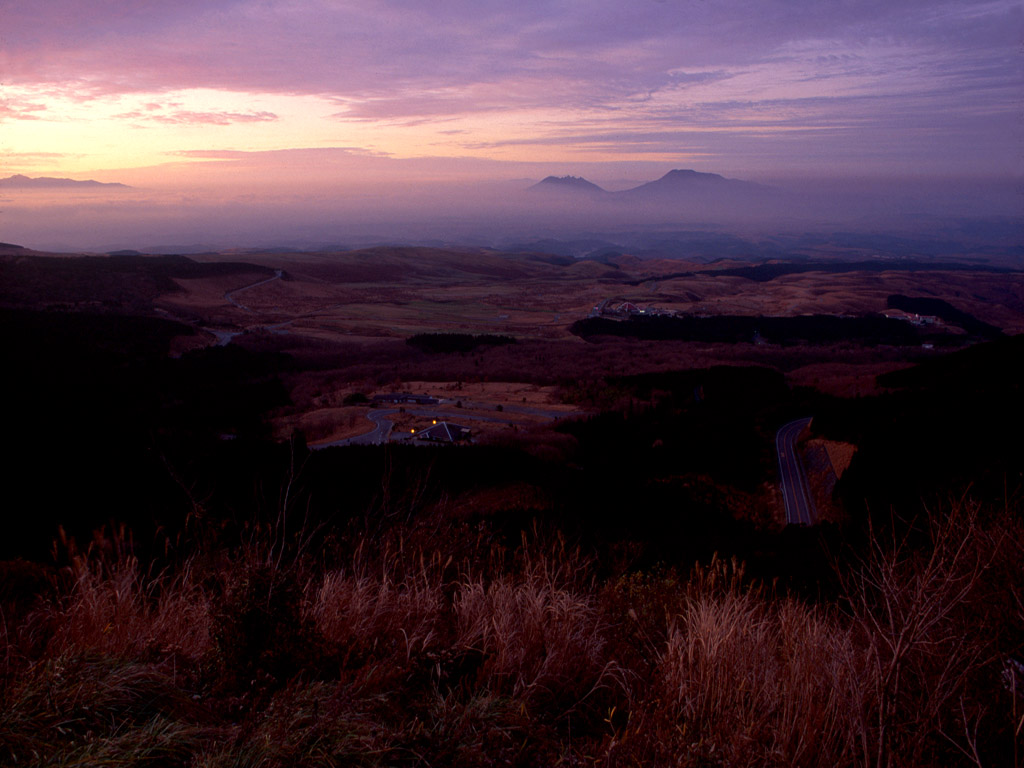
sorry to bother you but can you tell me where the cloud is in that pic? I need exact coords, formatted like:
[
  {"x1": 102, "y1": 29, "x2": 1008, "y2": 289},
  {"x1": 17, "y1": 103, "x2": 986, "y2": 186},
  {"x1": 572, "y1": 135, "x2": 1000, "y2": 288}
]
[
  {"x1": 4, "y1": 1, "x2": 1017, "y2": 107},
  {"x1": 1, "y1": 0, "x2": 1018, "y2": 177},
  {"x1": 148, "y1": 110, "x2": 278, "y2": 125},
  {"x1": 2, "y1": 152, "x2": 84, "y2": 171},
  {"x1": 0, "y1": 98, "x2": 48, "y2": 121},
  {"x1": 166, "y1": 146, "x2": 386, "y2": 161}
]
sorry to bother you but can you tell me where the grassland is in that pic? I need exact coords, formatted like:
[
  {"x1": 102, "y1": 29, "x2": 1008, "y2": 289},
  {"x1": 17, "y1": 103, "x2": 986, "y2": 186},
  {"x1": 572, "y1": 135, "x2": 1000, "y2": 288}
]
[
  {"x1": 139, "y1": 245, "x2": 1024, "y2": 444},
  {"x1": 2, "y1": 244, "x2": 1023, "y2": 765}
]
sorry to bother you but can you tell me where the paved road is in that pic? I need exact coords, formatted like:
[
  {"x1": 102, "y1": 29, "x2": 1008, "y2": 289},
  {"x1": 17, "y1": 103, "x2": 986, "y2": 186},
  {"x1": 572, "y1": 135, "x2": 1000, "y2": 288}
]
[
  {"x1": 314, "y1": 409, "x2": 398, "y2": 448},
  {"x1": 776, "y1": 417, "x2": 816, "y2": 526}
]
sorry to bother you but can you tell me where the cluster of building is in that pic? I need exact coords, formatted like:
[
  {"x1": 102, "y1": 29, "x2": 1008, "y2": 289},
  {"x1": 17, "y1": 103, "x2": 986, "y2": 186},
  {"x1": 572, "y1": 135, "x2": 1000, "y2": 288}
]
[
  {"x1": 372, "y1": 393, "x2": 472, "y2": 444},
  {"x1": 372, "y1": 393, "x2": 440, "y2": 405},
  {"x1": 879, "y1": 309, "x2": 942, "y2": 326},
  {"x1": 588, "y1": 298, "x2": 675, "y2": 319}
]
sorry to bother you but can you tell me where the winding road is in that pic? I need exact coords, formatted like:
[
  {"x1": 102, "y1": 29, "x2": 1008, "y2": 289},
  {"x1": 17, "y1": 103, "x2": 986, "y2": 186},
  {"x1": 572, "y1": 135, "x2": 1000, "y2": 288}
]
[
  {"x1": 776, "y1": 417, "x2": 817, "y2": 526},
  {"x1": 315, "y1": 409, "x2": 398, "y2": 448},
  {"x1": 225, "y1": 269, "x2": 283, "y2": 312},
  {"x1": 202, "y1": 270, "x2": 287, "y2": 345}
]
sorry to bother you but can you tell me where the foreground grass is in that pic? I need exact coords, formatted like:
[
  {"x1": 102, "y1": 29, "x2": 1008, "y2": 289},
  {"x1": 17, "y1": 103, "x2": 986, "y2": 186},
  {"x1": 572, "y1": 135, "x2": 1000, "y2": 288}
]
[{"x1": 2, "y1": 501, "x2": 1022, "y2": 767}]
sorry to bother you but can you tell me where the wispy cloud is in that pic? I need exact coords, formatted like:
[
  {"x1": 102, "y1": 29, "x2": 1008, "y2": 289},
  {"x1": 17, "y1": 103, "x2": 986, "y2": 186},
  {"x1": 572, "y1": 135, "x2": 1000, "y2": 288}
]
[
  {"x1": 3, "y1": 152, "x2": 83, "y2": 170},
  {"x1": 116, "y1": 109, "x2": 278, "y2": 126},
  {"x1": 168, "y1": 146, "x2": 387, "y2": 158},
  {"x1": 1, "y1": 0, "x2": 1019, "y2": 176},
  {"x1": 0, "y1": 98, "x2": 48, "y2": 122}
]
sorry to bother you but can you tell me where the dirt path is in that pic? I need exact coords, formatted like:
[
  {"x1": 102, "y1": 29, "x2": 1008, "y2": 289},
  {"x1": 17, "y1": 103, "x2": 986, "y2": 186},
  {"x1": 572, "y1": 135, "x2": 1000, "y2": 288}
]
[{"x1": 225, "y1": 269, "x2": 283, "y2": 312}]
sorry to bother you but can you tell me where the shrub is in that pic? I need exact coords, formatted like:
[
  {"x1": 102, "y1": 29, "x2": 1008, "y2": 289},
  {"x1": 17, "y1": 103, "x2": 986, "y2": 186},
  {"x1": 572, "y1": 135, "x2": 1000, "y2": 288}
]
[{"x1": 210, "y1": 562, "x2": 323, "y2": 696}]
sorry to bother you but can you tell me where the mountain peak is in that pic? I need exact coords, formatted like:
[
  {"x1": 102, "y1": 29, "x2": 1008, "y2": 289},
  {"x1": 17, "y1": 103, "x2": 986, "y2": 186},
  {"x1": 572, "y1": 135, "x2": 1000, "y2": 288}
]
[
  {"x1": 657, "y1": 169, "x2": 727, "y2": 183},
  {"x1": 531, "y1": 175, "x2": 606, "y2": 194},
  {"x1": 618, "y1": 169, "x2": 769, "y2": 204}
]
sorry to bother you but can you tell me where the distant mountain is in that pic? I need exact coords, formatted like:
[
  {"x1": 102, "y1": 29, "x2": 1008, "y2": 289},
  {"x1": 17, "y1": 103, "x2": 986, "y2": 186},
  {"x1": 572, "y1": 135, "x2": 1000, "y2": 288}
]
[
  {"x1": 528, "y1": 175, "x2": 606, "y2": 195},
  {"x1": 526, "y1": 169, "x2": 773, "y2": 211},
  {"x1": 615, "y1": 169, "x2": 769, "y2": 203},
  {"x1": 0, "y1": 174, "x2": 130, "y2": 189}
]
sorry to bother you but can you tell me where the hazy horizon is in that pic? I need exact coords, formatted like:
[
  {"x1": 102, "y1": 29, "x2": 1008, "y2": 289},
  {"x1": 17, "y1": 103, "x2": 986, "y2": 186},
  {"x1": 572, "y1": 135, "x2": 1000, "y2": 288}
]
[
  {"x1": 2, "y1": 1, "x2": 1021, "y2": 253},
  {"x1": 2, "y1": 167, "x2": 1020, "y2": 254}
]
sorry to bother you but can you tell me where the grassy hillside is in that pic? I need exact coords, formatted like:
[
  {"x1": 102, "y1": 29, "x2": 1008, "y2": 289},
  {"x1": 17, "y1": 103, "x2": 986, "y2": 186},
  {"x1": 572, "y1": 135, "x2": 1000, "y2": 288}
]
[
  {"x1": 3, "y1": 248, "x2": 1024, "y2": 765},
  {"x1": 2, "y1": 497, "x2": 1020, "y2": 767}
]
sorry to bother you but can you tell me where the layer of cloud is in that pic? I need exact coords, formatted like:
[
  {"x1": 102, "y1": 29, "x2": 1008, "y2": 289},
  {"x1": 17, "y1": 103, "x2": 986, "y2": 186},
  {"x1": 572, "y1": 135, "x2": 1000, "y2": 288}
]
[
  {"x1": 4, "y1": 1, "x2": 1017, "y2": 108},
  {"x1": 0, "y1": 97, "x2": 48, "y2": 121},
  {"x1": 115, "y1": 108, "x2": 279, "y2": 126},
  {"x1": 1, "y1": 0, "x2": 1020, "y2": 177}
]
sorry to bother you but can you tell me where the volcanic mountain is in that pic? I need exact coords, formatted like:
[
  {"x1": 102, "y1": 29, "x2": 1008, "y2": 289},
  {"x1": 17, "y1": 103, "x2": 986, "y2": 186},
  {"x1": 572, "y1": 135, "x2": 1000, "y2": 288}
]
[
  {"x1": 615, "y1": 169, "x2": 768, "y2": 202},
  {"x1": 0, "y1": 174, "x2": 130, "y2": 189},
  {"x1": 528, "y1": 175, "x2": 607, "y2": 196},
  {"x1": 524, "y1": 169, "x2": 778, "y2": 222},
  {"x1": 528, "y1": 169, "x2": 771, "y2": 203}
]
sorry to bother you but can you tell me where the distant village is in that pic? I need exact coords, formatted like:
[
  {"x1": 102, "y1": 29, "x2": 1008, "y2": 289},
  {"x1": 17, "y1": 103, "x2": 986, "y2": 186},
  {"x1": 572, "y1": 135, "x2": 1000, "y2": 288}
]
[
  {"x1": 878, "y1": 308, "x2": 944, "y2": 327},
  {"x1": 588, "y1": 298, "x2": 676, "y2": 318},
  {"x1": 591, "y1": 297, "x2": 947, "y2": 328},
  {"x1": 370, "y1": 393, "x2": 473, "y2": 444}
]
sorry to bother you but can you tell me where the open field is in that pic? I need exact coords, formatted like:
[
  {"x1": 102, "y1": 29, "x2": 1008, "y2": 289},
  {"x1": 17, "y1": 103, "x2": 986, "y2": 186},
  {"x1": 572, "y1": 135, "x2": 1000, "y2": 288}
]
[
  {"x1": 131, "y1": 247, "x2": 1024, "y2": 403},
  {"x1": 3, "y1": 243, "x2": 1024, "y2": 767},
  {"x1": 166, "y1": 247, "x2": 1024, "y2": 340},
  {"x1": 5, "y1": 243, "x2": 1023, "y2": 485}
]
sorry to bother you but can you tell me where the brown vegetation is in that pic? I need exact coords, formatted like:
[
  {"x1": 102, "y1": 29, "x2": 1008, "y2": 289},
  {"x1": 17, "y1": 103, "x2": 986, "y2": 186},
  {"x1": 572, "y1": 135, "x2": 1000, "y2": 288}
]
[
  {"x1": 4, "y1": 246, "x2": 1024, "y2": 764},
  {"x1": 3, "y1": 498, "x2": 1021, "y2": 766}
]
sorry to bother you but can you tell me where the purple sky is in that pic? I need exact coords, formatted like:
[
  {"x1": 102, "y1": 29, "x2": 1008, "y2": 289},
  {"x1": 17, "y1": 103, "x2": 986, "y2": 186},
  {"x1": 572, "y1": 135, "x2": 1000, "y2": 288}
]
[
  {"x1": 3, "y1": 0, "x2": 1021, "y2": 179},
  {"x1": 1, "y1": 1, "x2": 1021, "y2": 249}
]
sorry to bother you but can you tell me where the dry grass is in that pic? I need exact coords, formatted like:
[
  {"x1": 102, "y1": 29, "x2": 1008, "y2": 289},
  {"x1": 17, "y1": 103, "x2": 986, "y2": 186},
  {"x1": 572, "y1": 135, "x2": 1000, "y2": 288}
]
[
  {"x1": 2, "y1": 501, "x2": 1020, "y2": 767},
  {"x1": 156, "y1": 248, "x2": 1024, "y2": 354},
  {"x1": 454, "y1": 567, "x2": 616, "y2": 708},
  {"x1": 45, "y1": 559, "x2": 211, "y2": 661},
  {"x1": 310, "y1": 546, "x2": 448, "y2": 665},
  {"x1": 650, "y1": 559, "x2": 857, "y2": 766}
]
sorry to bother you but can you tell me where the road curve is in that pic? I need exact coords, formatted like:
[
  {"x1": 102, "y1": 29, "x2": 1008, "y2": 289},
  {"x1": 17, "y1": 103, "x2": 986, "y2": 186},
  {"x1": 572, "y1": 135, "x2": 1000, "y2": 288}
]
[
  {"x1": 313, "y1": 409, "x2": 398, "y2": 448},
  {"x1": 776, "y1": 417, "x2": 816, "y2": 526},
  {"x1": 225, "y1": 269, "x2": 283, "y2": 312}
]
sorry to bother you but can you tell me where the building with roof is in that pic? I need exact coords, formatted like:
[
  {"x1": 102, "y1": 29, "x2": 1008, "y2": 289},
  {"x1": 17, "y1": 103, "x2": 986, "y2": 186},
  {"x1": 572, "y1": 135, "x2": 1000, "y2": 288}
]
[
  {"x1": 415, "y1": 422, "x2": 472, "y2": 443},
  {"x1": 372, "y1": 393, "x2": 440, "y2": 405}
]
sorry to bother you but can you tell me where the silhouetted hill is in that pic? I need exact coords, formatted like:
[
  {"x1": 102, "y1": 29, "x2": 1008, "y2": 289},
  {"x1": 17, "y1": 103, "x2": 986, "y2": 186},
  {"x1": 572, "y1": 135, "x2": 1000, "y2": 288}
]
[
  {"x1": 0, "y1": 254, "x2": 276, "y2": 312},
  {"x1": 616, "y1": 169, "x2": 770, "y2": 204},
  {"x1": 524, "y1": 169, "x2": 777, "y2": 219},
  {"x1": 0, "y1": 174, "x2": 130, "y2": 189},
  {"x1": 529, "y1": 175, "x2": 607, "y2": 196}
]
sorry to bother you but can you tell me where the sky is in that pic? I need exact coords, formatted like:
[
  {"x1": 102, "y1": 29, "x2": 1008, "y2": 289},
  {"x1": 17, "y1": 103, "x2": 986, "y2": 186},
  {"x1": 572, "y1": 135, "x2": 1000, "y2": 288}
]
[{"x1": 1, "y1": 0, "x2": 1021, "y2": 249}]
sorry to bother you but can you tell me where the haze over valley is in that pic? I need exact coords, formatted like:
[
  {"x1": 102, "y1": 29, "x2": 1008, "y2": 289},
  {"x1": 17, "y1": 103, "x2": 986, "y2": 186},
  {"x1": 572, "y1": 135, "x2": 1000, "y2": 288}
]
[
  {"x1": 2, "y1": 2, "x2": 1023, "y2": 766},
  {"x1": 3, "y1": 167, "x2": 1019, "y2": 257}
]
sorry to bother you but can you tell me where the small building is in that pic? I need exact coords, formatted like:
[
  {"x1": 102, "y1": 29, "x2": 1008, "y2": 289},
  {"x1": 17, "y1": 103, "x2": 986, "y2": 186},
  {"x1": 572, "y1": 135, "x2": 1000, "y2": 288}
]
[
  {"x1": 372, "y1": 393, "x2": 440, "y2": 405},
  {"x1": 416, "y1": 422, "x2": 472, "y2": 443},
  {"x1": 880, "y1": 309, "x2": 941, "y2": 327}
]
